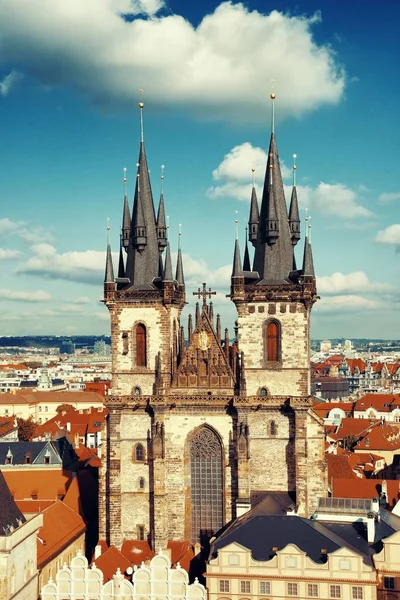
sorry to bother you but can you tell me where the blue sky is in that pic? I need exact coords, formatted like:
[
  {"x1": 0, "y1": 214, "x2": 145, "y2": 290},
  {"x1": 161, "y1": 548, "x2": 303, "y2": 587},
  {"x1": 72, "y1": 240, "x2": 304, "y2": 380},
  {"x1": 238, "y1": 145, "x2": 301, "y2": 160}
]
[{"x1": 0, "y1": 0, "x2": 400, "y2": 339}]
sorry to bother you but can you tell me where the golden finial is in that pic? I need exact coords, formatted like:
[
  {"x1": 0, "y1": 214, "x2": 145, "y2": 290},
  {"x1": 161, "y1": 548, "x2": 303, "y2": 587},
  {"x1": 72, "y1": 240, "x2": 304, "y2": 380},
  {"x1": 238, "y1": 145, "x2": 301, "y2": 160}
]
[
  {"x1": 160, "y1": 164, "x2": 165, "y2": 194},
  {"x1": 270, "y1": 79, "x2": 276, "y2": 134},
  {"x1": 251, "y1": 167, "x2": 255, "y2": 187},
  {"x1": 292, "y1": 153, "x2": 297, "y2": 187},
  {"x1": 308, "y1": 223, "x2": 312, "y2": 243},
  {"x1": 123, "y1": 167, "x2": 127, "y2": 196},
  {"x1": 178, "y1": 223, "x2": 182, "y2": 250},
  {"x1": 138, "y1": 89, "x2": 144, "y2": 142},
  {"x1": 166, "y1": 215, "x2": 170, "y2": 230},
  {"x1": 235, "y1": 210, "x2": 239, "y2": 241}
]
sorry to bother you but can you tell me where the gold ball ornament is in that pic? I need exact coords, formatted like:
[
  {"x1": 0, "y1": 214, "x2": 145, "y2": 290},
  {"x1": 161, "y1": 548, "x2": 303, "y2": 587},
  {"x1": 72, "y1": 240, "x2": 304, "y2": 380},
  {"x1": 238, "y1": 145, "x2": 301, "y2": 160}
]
[{"x1": 270, "y1": 93, "x2": 276, "y2": 99}]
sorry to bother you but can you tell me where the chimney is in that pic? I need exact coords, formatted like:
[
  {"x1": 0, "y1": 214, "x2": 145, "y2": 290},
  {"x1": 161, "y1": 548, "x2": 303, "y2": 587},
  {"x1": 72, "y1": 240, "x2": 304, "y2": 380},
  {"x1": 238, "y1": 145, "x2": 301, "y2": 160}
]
[
  {"x1": 367, "y1": 513, "x2": 375, "y2": 544},
  {"x1": 66, "y1": 422, "x2": 71, "y2": 432},
  {"x1": 381, "y1": 480, "x2": 388, "y2": 497},
  {"x1": 94, "y1": 545, "x2": 102, "y2": 560},
  {"x1": 372, "y1": 497, "x2": 379, "y2": 514}
]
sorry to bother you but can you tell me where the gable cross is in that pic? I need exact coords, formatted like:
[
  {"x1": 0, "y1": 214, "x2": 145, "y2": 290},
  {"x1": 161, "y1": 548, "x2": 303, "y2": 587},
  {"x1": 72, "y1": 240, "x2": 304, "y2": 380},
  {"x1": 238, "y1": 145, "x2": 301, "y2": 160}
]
[{"x1": 193, "y1": 282, "x2": 216, "y2": 308}]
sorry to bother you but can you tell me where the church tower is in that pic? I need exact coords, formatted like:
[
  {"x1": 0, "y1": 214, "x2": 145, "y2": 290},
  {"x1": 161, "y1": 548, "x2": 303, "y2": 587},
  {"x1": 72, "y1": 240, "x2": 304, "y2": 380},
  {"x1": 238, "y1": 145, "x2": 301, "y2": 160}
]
[{"x1": 100, "y1": 94, "x2": 326, "y2": 552}]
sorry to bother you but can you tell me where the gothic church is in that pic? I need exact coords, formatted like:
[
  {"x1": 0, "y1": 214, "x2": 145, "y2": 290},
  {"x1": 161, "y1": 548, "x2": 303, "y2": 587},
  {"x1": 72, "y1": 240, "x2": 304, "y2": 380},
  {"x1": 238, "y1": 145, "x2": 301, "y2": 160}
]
[{"x1": 99, "y1": 96, "x2": 326, "y2": 550}]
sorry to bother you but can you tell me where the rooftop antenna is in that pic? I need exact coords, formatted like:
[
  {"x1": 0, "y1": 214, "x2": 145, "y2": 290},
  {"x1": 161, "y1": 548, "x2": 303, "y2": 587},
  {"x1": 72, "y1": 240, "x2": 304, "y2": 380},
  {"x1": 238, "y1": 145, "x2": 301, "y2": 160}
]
[
  {"x1": 235, "y1": 210, "x2": 239, "y2": 241},
  {"x1": 292, "y1": 154, "x2": 297, "y2": 187},
  {"x1": 270, "y1": 79, "x2": 276, "y2": 135},
  {"x1": 160, "y1": 164, "x2": 165, "y2": 194},
  {"x1": 138, "y1": 89, "x2": 144, "y2": 143},
  {"x1": 123, "y1": 167, "x2": 127, "y2": 195}
]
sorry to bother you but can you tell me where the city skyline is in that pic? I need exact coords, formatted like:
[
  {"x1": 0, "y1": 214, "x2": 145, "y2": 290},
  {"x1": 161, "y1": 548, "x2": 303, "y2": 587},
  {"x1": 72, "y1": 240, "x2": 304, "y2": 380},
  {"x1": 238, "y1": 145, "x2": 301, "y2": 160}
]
[{"x1": 1, "y1": 0, "x2": 400, "y2": 338}]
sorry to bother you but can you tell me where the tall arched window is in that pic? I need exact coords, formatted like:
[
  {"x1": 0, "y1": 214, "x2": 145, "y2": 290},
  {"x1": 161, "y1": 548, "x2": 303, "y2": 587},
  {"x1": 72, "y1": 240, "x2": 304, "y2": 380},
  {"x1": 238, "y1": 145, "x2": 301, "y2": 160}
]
[
  {"x1": 190, "y1": 426, "x2": 223, "y2": 542},
  {"x1": 266, "y1": 320, "x2": 281, "y2": 362},
  {"x1": 136, "y1": 324, "x2": 147, "y2": 367},
  {"x1": 135, "y1": 443, "x2": 145, "y2": 462}
]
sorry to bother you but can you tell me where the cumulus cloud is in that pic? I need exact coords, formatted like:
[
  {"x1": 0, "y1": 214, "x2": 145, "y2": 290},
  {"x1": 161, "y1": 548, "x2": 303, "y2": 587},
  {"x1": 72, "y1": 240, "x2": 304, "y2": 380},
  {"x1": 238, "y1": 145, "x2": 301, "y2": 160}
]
[
  {"x1": 0, "y1": 289, "x2": 52, "y2": 302},
  {"x1": 314, "y1": 294, "x2": 381, "y2": 313},
  {"x1": 70, "y1": 296, "x2": 92, "y2": 304},
  {"x1": 0, "y1": 248, "x2": 21, "y2": 260},
  {"x1": 16, "y1": 243, "x2": 111, "y2": 284},
  {"x1": 378, "y1": 192, "x2": 400, "y2": 204},
  {"x1": 0, "y1": 217, "x2": 54, "y2": 244},
  {"x1": 0, "y1": 70, "x2": 22, "y2": 96},
  {"x1": 0, "y1": 2, "x2": 345, "y2": 122},
  {"x1": 317, "y1": 271, "x2": 392, "y2": 295},
  {"x1": 208, "y1": 143, "x2": 371, "y2": 219},
  {"x1": 375, "y1": 224, "x2": 400, "y2": 245}
]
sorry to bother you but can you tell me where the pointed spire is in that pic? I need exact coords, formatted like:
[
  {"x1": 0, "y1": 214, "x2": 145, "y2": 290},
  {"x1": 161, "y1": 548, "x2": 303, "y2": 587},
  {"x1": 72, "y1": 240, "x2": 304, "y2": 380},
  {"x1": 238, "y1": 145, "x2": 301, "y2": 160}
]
[
  {"x1": 118, "y1": 246, "x2": 125, "y2": 279},
  {"x1": 156, "y1": 165, "x2": 168, "y2": 252},
  {"x1": 209, "y1": 301, "x2": 214, "y2": 325},
  {"x1": 188, "y1": 313, "x2": 193, "y2": 341},
  {"x1": 176, "y1": 224, "x2": 185, "y2": 285},
  {"x1": 163, "y1": 242, "x2": 174, "y2": 281},
  {"x1": 224, "y1": 328, "x2": 230, "y2": 361},
  {"x1": 248, "y1": 169, "x2": 259, "y2": 247},
  {"x1": 216, "y1": 314, "x2": 221, "y2": 343},
  {"x1": 302, "y1": 217, "x2": 315, "y2": 278},
  {"x1": 121, "y1": 168, "x2": 131, "y2": 250},
  {"x1": 104, "y1": 221, "x2": 115, "y2": 284},
  {"x1": 232, "y1": 239, "x2": 242, "y2": 277},
  {"x1": 253, "y1": 91, "x2": 294, "y2": 283},
  {"x1": 195, "y1": 302, "x2": 200, "y2": 325},
  {"x1": 289, "y1": 154, "x2": 301, "y2": 247},
  {"x1": 243, "y1": 228, "x2": 251, "y2": 271}
]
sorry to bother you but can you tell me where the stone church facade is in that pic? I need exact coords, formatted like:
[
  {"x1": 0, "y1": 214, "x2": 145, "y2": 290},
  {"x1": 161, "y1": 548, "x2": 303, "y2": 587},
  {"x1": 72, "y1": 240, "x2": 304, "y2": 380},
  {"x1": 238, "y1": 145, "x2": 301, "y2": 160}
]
[{"x1": 99, "y1": 97, "x2": 327, "y2": 550}]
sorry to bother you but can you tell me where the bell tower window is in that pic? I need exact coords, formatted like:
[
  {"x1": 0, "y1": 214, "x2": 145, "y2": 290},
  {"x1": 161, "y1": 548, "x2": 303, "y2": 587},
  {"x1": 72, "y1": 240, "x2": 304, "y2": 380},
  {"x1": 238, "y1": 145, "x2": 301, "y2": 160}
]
[
  {"x1": 265, "y1": 320, "x2": 281, "y2": 363},
  {"x1": 136, "y1": 324, "x2": 147, "y2": 367}
]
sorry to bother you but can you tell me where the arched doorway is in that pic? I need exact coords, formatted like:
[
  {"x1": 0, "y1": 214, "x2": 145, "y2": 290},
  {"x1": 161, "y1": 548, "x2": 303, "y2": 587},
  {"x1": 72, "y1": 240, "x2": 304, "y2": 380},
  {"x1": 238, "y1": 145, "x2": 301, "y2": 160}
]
[{"x1": 190, "y1": 426, "x2": 223, "y2": 542}]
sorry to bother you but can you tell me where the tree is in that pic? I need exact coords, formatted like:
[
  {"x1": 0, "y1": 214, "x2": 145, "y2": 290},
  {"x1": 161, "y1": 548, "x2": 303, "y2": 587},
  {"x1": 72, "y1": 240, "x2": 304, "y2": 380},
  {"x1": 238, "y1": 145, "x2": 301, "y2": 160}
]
[
  {"x1": 56, "y1": 403, "x2": 76, "y2": 415},
  {"x1": 17, "y1": 416, "x2": 39, "y2": 441}
]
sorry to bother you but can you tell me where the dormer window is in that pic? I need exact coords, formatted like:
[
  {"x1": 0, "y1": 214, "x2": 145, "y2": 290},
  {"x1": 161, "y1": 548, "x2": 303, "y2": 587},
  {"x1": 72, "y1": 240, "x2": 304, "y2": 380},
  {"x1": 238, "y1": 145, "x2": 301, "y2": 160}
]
[
  {"x1": 5, "y1": 448, "x2": 12, "y2": 464},
  {"x1": 24, "y1": 452, "x2": 32, "y2": 464}
]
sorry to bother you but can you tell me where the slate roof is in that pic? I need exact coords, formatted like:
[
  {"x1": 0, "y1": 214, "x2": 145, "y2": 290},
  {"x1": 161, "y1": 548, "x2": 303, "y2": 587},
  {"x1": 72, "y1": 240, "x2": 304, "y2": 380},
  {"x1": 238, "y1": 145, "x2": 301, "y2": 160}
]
[
  {"x1": 0, "y1": 470, "x2": 26, "y2": 535},
  {"x1": 210, "y1": 497, "x2": 374, "y2": 566},
  {"x1": 0, "y1": 441, "x2": 61, "y2": 465}
]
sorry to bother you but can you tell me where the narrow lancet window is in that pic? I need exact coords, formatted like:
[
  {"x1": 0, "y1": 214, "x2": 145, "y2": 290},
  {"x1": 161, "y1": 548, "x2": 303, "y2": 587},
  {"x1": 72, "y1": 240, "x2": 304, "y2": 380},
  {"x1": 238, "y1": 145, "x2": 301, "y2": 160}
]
[{"x1": 136, "y1": 324, "x2": 147, "y2": 367}]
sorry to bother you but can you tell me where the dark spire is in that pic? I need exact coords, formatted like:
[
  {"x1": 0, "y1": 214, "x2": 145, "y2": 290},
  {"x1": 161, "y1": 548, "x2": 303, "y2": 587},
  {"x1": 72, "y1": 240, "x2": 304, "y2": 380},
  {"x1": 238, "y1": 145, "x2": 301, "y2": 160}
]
[
  {"x1": 125, "y1": 100, "x2": 160, "y2": 289},
  {"x1": 163, "y1": 242, "x2": 174, "y2": 281},
  {"x1": 188, "y1": 313, "x2": 193, "y2": 341},
  {"x1": 156, "y1": 167, "x2": 168, "y2": 252},
  {"x1": 121, "y1": 168, "x2": 131, "y2": 251},
  {"x1": 243, "y1": 228, "x2": 251, "y2": 271},
  {"x1": 253, "y1": 133, "x2": 294, "y2": 283},
  {"x1": 216, "y1": 314, "x2": 221, "y2": 343},
  {"x1": 209, "y1": 301, "x2": 214, "y2": 325},
  {"x1": 176, "y1": 227, "x2": 185, "y2": 285},
  {"x1": 288, "y1": 155, "x2": 300, "y2": 247},
  {"x1": 302, "y1": 229, "x2": 315, "y2": 278},
  {"x1": 118, "y1": 246, "x2": 125, "y2": 279},
  {"x1": 248, "y1": 179, "x2": 259, "y2": 247},
  {"x1": 104, "y1": 227, "x2": 115, "y2": 284},
  {"x1": 232, "y1": 239, "x2": 242, "y2": 277}
]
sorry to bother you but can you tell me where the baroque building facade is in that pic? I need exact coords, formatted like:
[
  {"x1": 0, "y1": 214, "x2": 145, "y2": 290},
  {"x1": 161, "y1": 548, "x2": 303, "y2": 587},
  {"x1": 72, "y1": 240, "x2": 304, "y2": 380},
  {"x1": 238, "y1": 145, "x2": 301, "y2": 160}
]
[{"x1": 99, "y1": 97, "x2": 326, "y2": 550}]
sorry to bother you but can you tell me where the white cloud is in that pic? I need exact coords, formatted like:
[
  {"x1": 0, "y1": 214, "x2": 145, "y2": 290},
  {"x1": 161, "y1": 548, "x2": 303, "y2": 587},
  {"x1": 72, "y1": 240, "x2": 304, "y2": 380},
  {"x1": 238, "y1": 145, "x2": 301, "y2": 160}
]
[
  {"x1": 376, "y1": 224, "x2": 400, "y2": 245},
  {"x1": 0, "y1": 289, "x2": 52, "y2": 302},
  {"x1": 70, "y1": 296, "x2": 92, "y2": 304},
  {"x1": 208, "y1": 143, "x2": 371, "y2": 219},
  {"x1": 0, "y1": 70, "x2": 22, "y2": 96},
  {"x1": 0, "y1": 217, "x2": 54, "y2": 243},
  {"x1": 0, "y1": 248, "x2": 21, "y2": 260},
  {"x1": 0, "y1": 2, "x2": 345, "y2": 122},
  {"x1": 317, "y1": 271, "x2": 392, "y2": 295},
  {"x1": 378, "y1": 192, "x2": 400, "y2": 204},
  {"x1": 314, "y1": 294, "x2": 381, "y2": 313},
  {"x1": 17, "y1": 243, "x2": 112, "y2": 284}
]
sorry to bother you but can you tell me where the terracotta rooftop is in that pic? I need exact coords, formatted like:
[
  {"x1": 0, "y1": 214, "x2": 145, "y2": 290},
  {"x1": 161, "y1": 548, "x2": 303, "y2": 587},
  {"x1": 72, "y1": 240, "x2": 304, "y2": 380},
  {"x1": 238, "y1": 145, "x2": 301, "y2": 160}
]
[
  {"x1": 327, "y1": 454, "x2": 357, "y2": 481},
  {"x1": 328, "y1": 418, "x2": 378, "y2": 442},
  {"x1": 332, "y1": 478, "x2": 400, "y2": 506},
  {"x1": 37, "y1": 500, "x2": 86, "y2": 568},
  {"x1": 167, "y1": 541, "x2": 194, "y2": 571},
  {"x1": 0, "y1": 416, "x2": 17, "y2": 437},
  {"x1": 15, "y1": 499, "x2": 55, "y2": 514},
  {"x1": 354, "y1": 393, "x2": 400, "y2": 413},
  {"x1": 0, "y1": 391, "x2": 105, "y2": 406},
  {"x1": 121, "y1": 540, "x2": 155, "y2": 565},
  {"x1": 312, "y1": 401, "x2": 354, "y2": 419},
  {"x1": 355, "y1": 423, "x2": 400, "y2": 451},
  {"x1": 2, "y1": 469, "x2": 73, "y2": 500},
  {"x1": 93, "y1": 545, "x2": 132, "y2": 581}
]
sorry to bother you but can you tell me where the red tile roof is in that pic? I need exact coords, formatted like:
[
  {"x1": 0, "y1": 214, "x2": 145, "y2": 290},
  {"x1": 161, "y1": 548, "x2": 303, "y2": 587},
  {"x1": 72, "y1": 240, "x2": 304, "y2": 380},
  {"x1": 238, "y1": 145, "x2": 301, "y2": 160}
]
[
  {"x1": 93, "y1": 545, "x2": 132, "y2": 581},
  {"x1": 355, "y1": 423, "x2": 400, "y2": 451},
  {"x1": 2, "y1": 469, "x2": 73, "y2": 500},
  {"x1": 167, "y1": 541, "x2": 194, "y2": 571},
  {"x1": 313, "y1": 401, "x2": 354, "y2": 419},
  {"x1": 0, "y1": 416, "x2": 17, "y2": 437},
  {"x1": 326, "y1": 454, "x2": 358, "y2": 480},
  {"x1": 16, "y1": 499, "x2": 55, "y2": 513},
  {"x1": 121, "y1": 540, "x2": 155, "y2": 565},
  {"x1": 354, "y1": 393, "x2": 400, "y2": 413},
  {"x1": 0, "y1": 391, "x2": 105, "y2": 406},
  {"x1": 345, "y1": 358, "x2": 366, "y2": 374},
  {"x1": 332, "y1": 478, "x2": 400, "y2": 505},
  {"x1": 328, "y1": 418, "x2": 378, "y2": 442},
  {"x1": 37, "y1": 501, "x2": 86, "y2": 567}
]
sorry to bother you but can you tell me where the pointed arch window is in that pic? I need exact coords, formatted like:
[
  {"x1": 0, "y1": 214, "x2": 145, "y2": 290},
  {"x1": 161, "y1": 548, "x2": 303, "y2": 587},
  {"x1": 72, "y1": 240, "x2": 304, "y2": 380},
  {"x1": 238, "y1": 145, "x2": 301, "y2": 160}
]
[
  {"x1": 135, "y1": 443, "x2": 145, "y2": 462},
  {"x1": 265, "y1": 320, "x2": 281, "y2": 363},
  {"x1": 136, "y1": 324, "x2": 147, "y2": 367}
]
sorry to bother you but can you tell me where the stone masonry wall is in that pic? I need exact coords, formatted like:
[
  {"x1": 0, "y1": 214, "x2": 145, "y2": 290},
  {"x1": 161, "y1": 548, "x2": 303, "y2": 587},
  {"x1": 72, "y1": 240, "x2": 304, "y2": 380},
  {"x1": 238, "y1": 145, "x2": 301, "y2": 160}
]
[{"x1": 237, "y1": 301, "x2": 311, "y2": 396}]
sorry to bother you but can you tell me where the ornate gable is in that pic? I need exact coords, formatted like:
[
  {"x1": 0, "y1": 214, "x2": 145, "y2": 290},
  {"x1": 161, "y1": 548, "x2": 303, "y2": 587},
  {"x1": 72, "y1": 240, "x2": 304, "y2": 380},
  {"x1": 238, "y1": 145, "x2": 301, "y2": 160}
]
[{"x1": 172, "y1": 308, "x2": 235, "y2": 393}]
